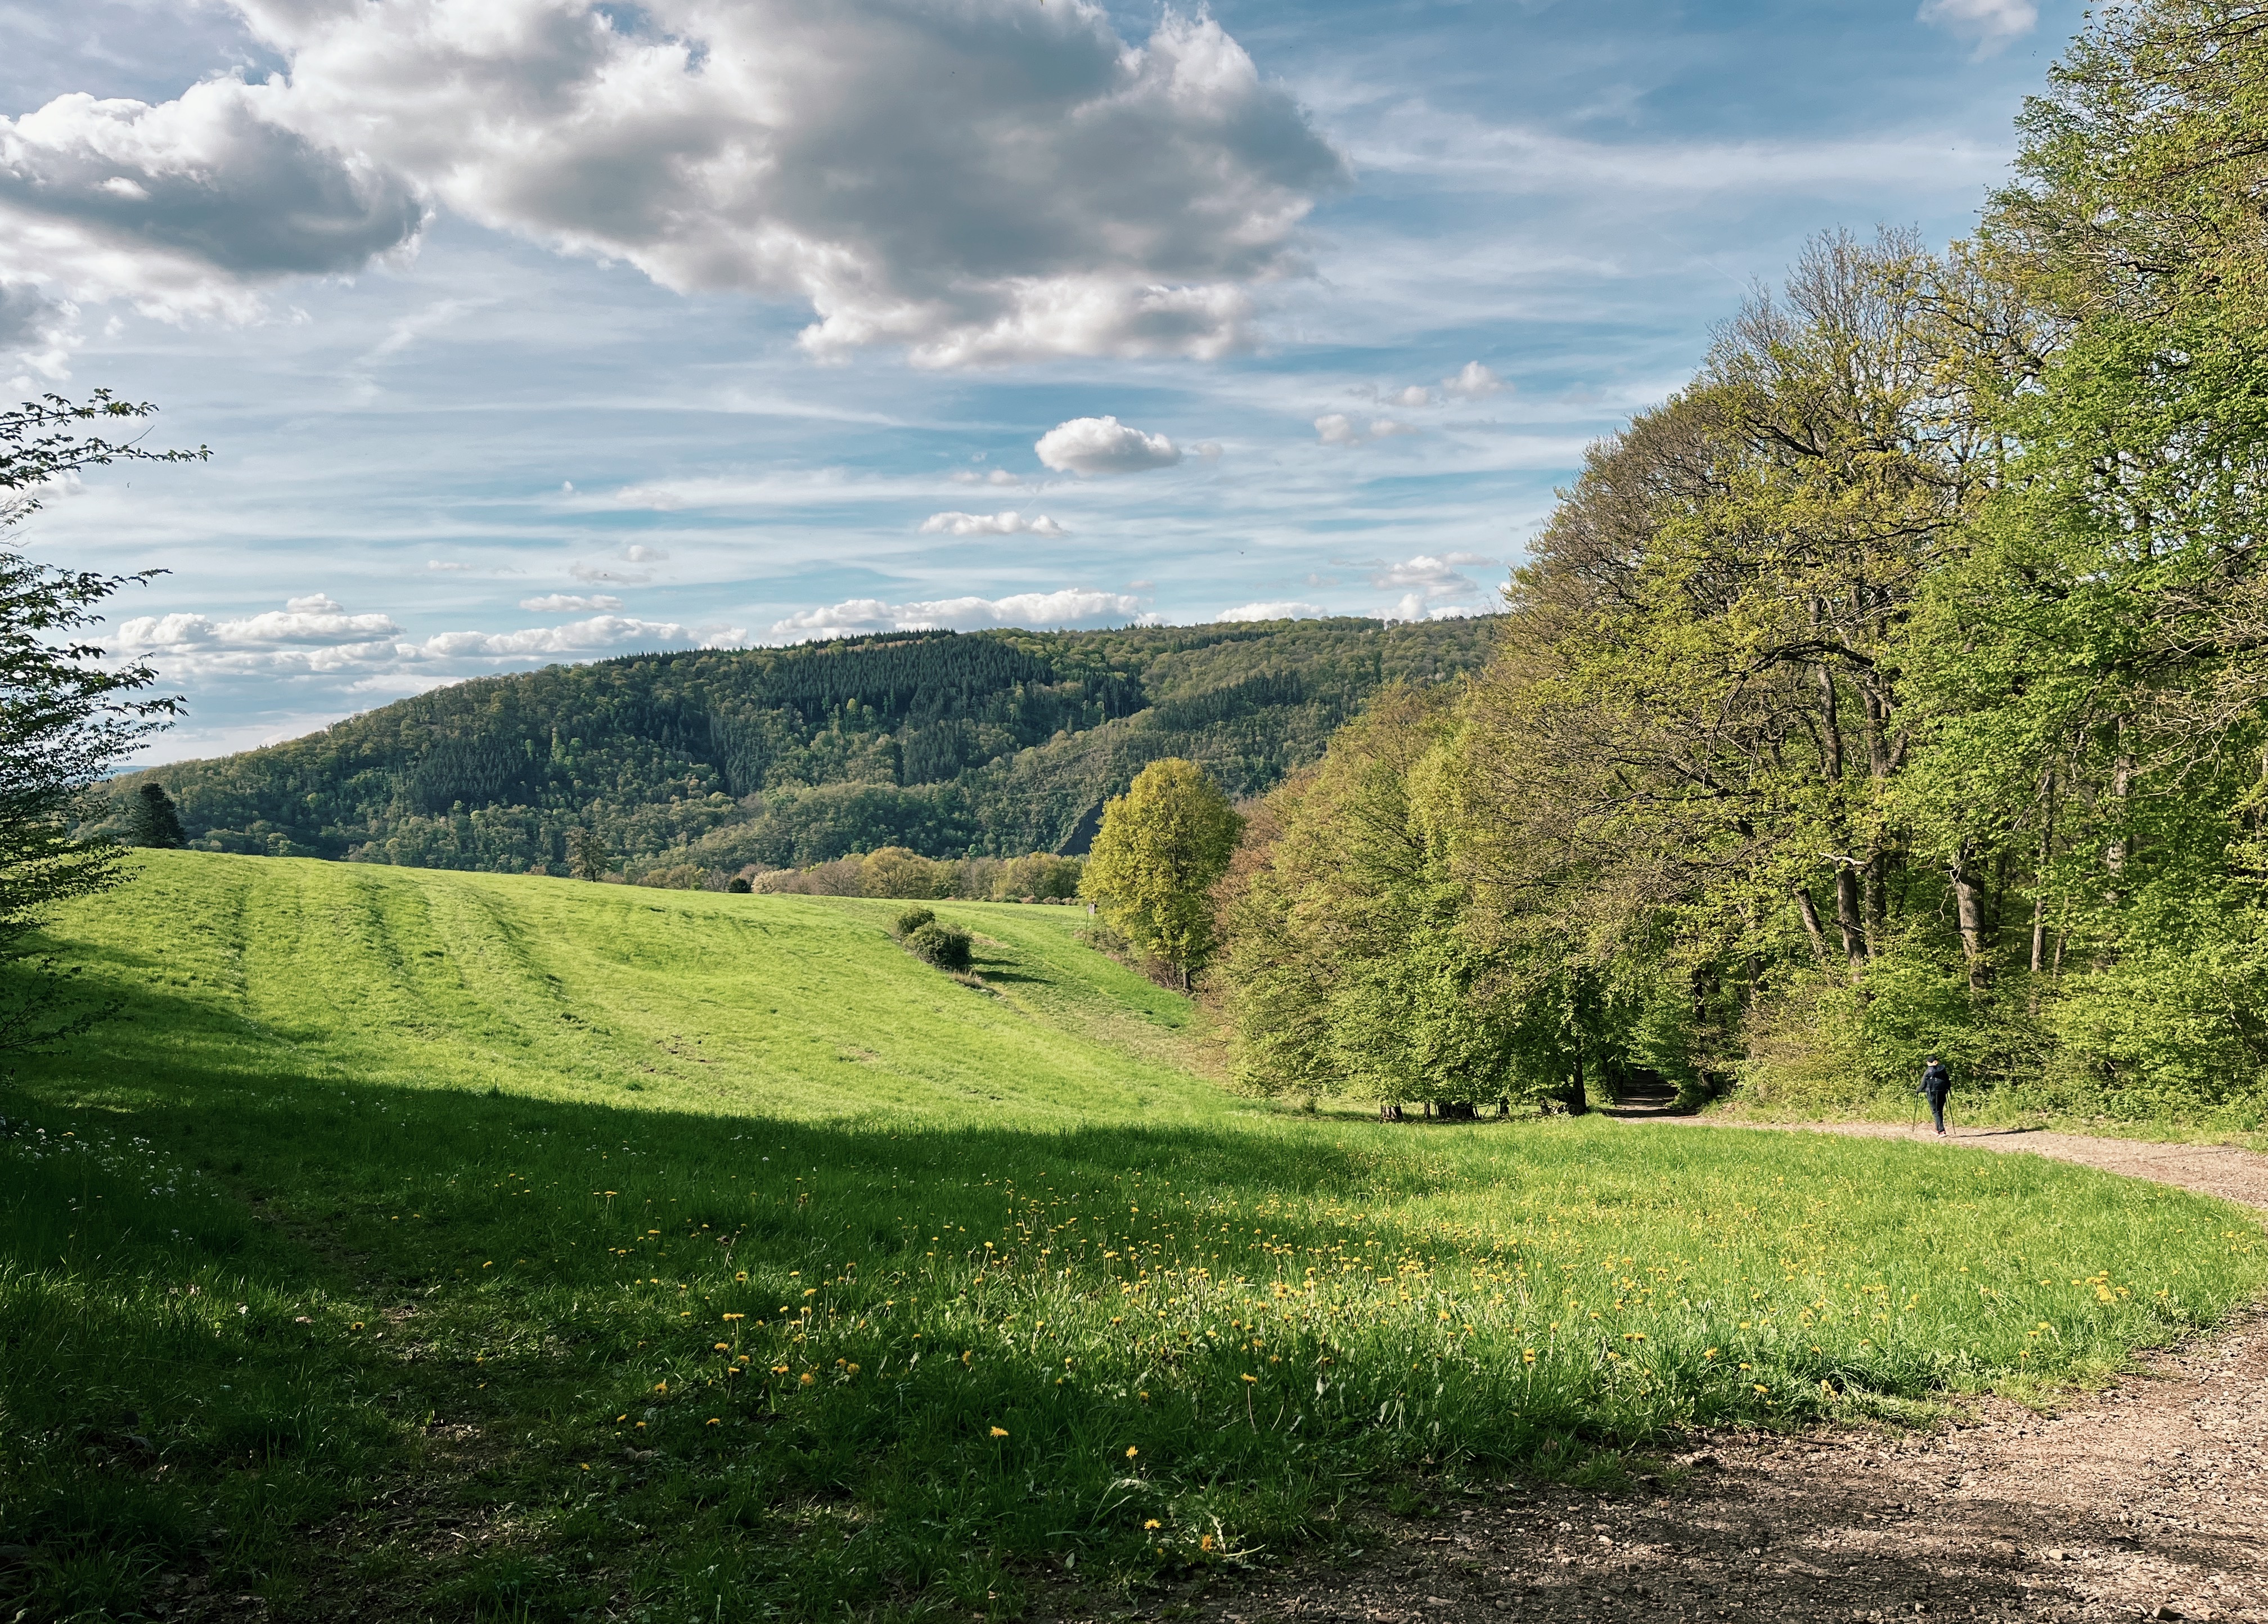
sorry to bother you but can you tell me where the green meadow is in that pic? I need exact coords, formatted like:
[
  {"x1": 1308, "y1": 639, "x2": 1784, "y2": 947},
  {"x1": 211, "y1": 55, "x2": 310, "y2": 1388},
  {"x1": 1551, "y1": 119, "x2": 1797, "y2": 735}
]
[{"x1": 4, "y1": 852, "x2": 2262, "y2": 1622}]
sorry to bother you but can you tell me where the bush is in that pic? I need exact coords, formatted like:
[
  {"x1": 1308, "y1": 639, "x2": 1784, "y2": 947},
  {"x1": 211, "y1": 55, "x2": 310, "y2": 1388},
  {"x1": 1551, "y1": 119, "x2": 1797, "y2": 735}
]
[
  {"x1": 903, "y1": 920, "x2": 973, "y2": 972},
  {"x1": 726, "y1": 876, "x2": 751, "y2": 894},
  {"x1": 892, "y1": 906, "x2": 935, "y2": 939}
]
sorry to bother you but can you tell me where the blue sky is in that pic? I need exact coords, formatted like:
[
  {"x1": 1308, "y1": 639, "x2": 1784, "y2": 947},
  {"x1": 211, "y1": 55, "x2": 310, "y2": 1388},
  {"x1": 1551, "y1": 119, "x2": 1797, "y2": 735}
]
[{"x1": 1, "y1": 0, "x2": 2081, "y2": 761}]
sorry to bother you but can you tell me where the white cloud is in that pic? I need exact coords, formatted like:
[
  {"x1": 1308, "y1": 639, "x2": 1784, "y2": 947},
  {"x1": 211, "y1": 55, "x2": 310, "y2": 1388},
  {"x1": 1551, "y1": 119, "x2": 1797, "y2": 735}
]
[
  {"x1": 1035, "y1": 415, "x2": 1182, "y2": 476},
  {"x1": 0, "y1": 77, "x2": 426, "y2": 323},
  {"x1": 114, "y1": 591, "x2": 735, "y2": 679},
  {"x1": 1916, "y1": 0, "x2": 2037, "y2": 52},
  {"x1": 1439, "y1": 361, "x2": 1504, "y2": 400},
  {"x1": 426, "y1": 559, "x2": 473, "y2": 572},
  {"x1": 1391, "y1": 385, "x2": 1432, "y2": 408},
  {"x1": 1371, "y1": 554, "x2": 1495, "y2": 620},
  {"x1": 918, "y1": 511, "x2": 1068, "y2": 537},
  {"x1": 520, "y1": 592, "x2": 622, "y2": 612},
  {"x1": 622, "y1": 543, "x2": 668, "y2": 563},
  {"x1": 771, "y1": 586, "x2": 1146, "y2": 640},
  {"x1": 1214, "y1": 600, "x2": 1326, "y2": 622},
  {"x1": 950, "y1": 468, "x2": 1023, "y2": 487},
  {"x1": 2, "y1": 2, "x2": 1343, "y2": 366},
  {"x1": 1316, "y1": 413, "x2": 1418, "y2": 447}
]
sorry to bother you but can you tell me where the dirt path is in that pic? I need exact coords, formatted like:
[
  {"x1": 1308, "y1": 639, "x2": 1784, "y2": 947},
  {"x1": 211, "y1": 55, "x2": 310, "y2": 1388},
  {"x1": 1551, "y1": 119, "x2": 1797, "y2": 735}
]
[{"x1": 1163, "y1": 1121, "x2": 2268, "y2": 1624}]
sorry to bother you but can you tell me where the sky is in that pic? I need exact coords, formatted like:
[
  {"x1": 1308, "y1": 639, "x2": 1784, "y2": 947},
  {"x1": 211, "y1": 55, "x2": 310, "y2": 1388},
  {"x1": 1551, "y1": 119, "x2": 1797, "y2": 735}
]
[{"x1": 1, "y1": 0, "x2": 2084, "y2": 762}]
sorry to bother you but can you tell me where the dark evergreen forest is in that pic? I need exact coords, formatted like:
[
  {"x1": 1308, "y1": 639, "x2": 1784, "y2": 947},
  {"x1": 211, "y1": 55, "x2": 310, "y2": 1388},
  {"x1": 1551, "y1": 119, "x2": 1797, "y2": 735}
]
[{"x1": 101, "y1": 618, "x2": 1492, "y2": 874}]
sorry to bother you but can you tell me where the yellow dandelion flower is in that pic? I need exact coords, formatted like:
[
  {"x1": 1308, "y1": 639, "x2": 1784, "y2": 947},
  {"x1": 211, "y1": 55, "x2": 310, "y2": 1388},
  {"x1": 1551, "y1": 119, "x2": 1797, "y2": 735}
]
[
  {"x1": 1126, "y1": 1446, "x2": 1140, "y2": 1458},
  {"x1": 989, "y1": 1425, "x2": 1010, "y2": 1437},
  {"x1": 1144, "y1": 1519, "x2": 1161, "y2": 1531}
]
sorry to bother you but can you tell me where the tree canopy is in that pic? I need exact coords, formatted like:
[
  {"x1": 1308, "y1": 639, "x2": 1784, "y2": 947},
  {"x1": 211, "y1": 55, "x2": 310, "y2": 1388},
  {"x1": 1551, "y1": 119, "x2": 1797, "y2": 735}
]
[
  {"x1": 1081, "y1": 758, "x2": 1243, "y2": 989},
  {"x1": 1209, "y1": 0, "x2": 2268, "y2": 1125}
]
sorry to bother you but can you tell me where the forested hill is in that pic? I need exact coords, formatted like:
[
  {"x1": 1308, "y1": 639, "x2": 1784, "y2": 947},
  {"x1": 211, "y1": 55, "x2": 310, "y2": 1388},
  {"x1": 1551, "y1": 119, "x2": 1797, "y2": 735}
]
[{"x1": 104, "y1": 617, "x2": 1494, "y2": 874}]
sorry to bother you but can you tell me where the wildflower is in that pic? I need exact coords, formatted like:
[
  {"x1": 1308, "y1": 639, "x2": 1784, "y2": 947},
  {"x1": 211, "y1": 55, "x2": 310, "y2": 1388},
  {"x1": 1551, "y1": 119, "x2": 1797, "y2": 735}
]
[
  {"x1": 1241, "y1": 1373, "x2": 1258, "y2": 1384},
  {"x1": 1200, "y1": 1535, "x2": 1215, "y2": 1552},
  {"x1": 989, "y1": 1425, "x2": 1010, "y2": 1437},
  {"x1": 706, "y1": 1418, "x2": 721, "y2": 1426},
  {"x1": 714, "y1": 1343, "x2": 730, "y2": 1351},
  {"x1": 734, "y1": 1271, "x2": 748, "y2": 1281},
  {"x1": 799, "y1": 1373, "x2": 814, "y2": 1385},
  {"x1": 1522, "y1": 1349, "x2": 1536, "y2": 1365},
  {"x1": 580, "y1": 1463, "x2": 590, "y2": 1470},
  {"x1": 1126, "y1": 1446, "x2": 1140, "y2": 1459},
  {"x1": 1144, "y1": 1519, "x2": 1161, "y2": 1530},
  {"x1": 1703, "y1": 1348, "x2": 1718, "y2": 1360},
  {"x1": 653, "y1": 1380, "x2": 667, "y2": 1393}
]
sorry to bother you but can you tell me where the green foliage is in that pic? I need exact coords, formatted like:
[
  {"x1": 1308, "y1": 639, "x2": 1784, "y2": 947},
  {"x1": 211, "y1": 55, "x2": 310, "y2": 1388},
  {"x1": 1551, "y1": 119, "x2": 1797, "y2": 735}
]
[
  {"x1": 104, "y1": 619, "x2": 1495, "y2": 877},
  {"x1": 126, "y1": 783, "x2": 186, "y2": 848},
  {"x1": 1081, "y1": 759, "x2": 1242, "y2": 987},
  {"x1": 1228, "y1": 3, "x2": 2268, "y2": 1130},
  {"x1": 0, "y1": 393, "x2": 198, "y2": 1050},
  {"x1": 892, "y1": 905, "x2": 936, "y2": 938},
  {"x1": 726, "y1": 875, "x2": 752, "y2": 893},
  {"x1": 3, "y1": 851, "x2": 2260, "y2": 1621},
  {"x1": 903, "y1": 919, "x2": 974, "y2": 972}
]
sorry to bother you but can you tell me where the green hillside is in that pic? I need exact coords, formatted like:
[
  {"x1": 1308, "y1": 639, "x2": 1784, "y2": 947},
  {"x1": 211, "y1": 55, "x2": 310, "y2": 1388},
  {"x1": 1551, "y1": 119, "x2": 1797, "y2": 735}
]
[
  {"x1": 4, "y1": 853, "x2": 2262, "y2": 1622},
  {"x1": 101, "y1": 617, "x2": 1496, "y2": 874}
]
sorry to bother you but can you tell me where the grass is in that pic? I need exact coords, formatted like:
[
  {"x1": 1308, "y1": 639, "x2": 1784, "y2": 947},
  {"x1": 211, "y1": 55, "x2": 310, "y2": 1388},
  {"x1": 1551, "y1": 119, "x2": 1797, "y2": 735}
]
[{"x1": 3, "y1": 851, "x2": 2264, "y2": 1623}]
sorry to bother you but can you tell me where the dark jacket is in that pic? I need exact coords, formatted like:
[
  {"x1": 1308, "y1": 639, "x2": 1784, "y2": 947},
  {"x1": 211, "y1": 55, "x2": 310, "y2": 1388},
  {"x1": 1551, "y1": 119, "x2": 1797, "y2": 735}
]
[{"x1": 1920, "y1": 1061, "x2": 1952, "y2": 1101}]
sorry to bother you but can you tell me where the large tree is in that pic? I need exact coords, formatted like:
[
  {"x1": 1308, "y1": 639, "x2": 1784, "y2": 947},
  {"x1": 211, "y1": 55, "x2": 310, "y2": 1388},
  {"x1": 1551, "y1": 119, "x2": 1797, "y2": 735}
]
[
  {"x1": 1079, "y1": 757, "x2": 1241, "y2": 989},
  {"x1": 0, "y1": 393, "x2": 197, "y2": 1049}
]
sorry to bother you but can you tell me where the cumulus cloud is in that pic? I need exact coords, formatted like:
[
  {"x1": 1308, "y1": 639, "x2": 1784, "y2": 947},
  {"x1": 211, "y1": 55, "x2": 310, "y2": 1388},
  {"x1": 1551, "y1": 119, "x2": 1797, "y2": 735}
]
[
  {"x1": 1376, "y1": 363, "x2": 1502, "y2": 411},
  {"x1": 1371, "y1": 554, "x2": 1496, "y2": 620},
  {"x1": 771, "y1": 586, "x2": 1145, "y2": 640},
  {"x1": 520, "y1": 592, "x2": 622, "y2": 612},
  {"x1": 1214, "y1": 600, "x2": 1326, "y2": 623},
  {"x1": 114, "y1": 590, "x2": 735, "y2": 678},
  {"x1": 1440, "y1": 361, "x2": 1504, "y2": 399},
  {"x1": 1316, "y1": 413, "x2": 1417, "y2": 447},
  {"x1": 1917, "y1": 0, "x2": 2037, "y2": 52},
  {"x1": 1035, "y1": 415, "x2": 1182, "y2": 476},
  {"x1": 0, "y1": 77, "x2": 426, "y2": 322},
  {"x1": 2, "y1": 2, "x2": 1343, "y2": 365},
  {"x1": 918, "y1": 511, "x2": 1068, "y2": 537}
]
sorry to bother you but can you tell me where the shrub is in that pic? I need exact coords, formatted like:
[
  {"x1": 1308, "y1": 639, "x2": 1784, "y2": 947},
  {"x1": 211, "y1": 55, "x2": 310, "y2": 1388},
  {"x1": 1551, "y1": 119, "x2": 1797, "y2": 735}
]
[
  {"x1": 892, "y1": 906, "x2": 935, "y2": 939},
  {"x1": 903, "y1": 920, "x2": 972, "y2": 972},
  {"x1": 726, "y1": 876, "x2": 751, "y2": 894}
]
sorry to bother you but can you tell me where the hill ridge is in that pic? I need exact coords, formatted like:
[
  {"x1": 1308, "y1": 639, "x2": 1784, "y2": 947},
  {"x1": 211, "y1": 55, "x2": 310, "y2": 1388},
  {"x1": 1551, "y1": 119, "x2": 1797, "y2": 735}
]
[{"x1": 104, "y1": 617, "x2": 1495, "y2": 874}]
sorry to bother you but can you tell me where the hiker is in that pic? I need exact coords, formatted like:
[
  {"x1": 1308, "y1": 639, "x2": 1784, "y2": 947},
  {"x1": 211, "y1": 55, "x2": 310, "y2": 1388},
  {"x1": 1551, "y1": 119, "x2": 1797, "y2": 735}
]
[{"x1": 1919, "y1": 1054, "x2": 1952, "y2": 1136}]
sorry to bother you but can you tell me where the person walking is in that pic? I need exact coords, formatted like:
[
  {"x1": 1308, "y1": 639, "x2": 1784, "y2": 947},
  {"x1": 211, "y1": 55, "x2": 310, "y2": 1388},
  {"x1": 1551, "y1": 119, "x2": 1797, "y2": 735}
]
[{"x1": 1919, "y1": 1054, "x2": 1952, "y2": 1137}]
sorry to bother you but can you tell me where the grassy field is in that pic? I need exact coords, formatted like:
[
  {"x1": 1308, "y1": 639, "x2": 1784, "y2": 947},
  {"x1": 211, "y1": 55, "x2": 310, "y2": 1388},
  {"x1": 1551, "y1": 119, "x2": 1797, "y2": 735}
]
[{"x1": 4, "y1": 852, "x2": 2264, "y2": 1623}]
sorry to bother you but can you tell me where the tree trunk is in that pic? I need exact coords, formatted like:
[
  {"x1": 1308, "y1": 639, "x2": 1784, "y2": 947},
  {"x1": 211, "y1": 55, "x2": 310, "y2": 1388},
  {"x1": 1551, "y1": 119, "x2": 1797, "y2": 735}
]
[
  {"x1": 2028, "y1": 773, "x2": 2055, "y2": 1011},
  {"x1": 1834, "y1": 866, "x2": 1868, "y2": 973},
  {"x1": 1793, "y1": 887, "x2": 1832, "y2": 965},
  {"x1": 1950, "y1": 840, "x2": 1991, "y2": 992},
  {"x1": 1565, "y1": 1036, "x2": 1588, "y2": 1115}
]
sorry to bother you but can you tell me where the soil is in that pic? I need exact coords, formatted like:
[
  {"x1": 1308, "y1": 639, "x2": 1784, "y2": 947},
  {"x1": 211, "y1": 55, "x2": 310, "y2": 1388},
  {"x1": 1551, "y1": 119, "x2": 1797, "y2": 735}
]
[{"x1": 1150, "y1": 1121, "x2": 2268, "y2": 1624}]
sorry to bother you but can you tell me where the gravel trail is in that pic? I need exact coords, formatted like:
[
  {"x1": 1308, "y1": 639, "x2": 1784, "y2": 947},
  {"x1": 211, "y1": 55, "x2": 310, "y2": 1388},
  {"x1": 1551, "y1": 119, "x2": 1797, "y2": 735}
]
[{"x1": 1156, "y1": 1121, "x2": 2268, "y2": 1624}]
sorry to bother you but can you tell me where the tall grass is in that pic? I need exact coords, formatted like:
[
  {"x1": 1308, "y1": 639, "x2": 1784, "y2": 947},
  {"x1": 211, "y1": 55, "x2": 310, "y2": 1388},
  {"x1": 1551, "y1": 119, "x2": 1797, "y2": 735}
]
[{"x1": 2, "y1": 852, "x2": 2261, "y2": 1621}]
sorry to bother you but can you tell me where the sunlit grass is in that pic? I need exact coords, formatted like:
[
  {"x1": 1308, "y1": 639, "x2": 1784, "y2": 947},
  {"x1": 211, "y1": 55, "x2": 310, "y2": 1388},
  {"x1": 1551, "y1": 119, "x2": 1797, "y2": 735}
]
[{"x1": 2, "y1": 852, "x2": 2261, "y2": 1621}]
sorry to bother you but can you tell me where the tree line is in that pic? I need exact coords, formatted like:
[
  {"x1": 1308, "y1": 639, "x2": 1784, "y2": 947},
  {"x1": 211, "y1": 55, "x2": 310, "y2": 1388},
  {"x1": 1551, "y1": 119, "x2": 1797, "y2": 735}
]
[{"x1": 1188, "y1": 2, "x2": 2268, "y2": 1125}]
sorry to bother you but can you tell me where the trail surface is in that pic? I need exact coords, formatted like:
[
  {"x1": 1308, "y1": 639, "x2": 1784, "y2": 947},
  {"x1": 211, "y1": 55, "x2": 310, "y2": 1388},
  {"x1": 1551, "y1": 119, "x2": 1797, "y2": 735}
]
[{"x1": 1160, "y1": 1121, "x2": 2268, "y2": 1624}]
